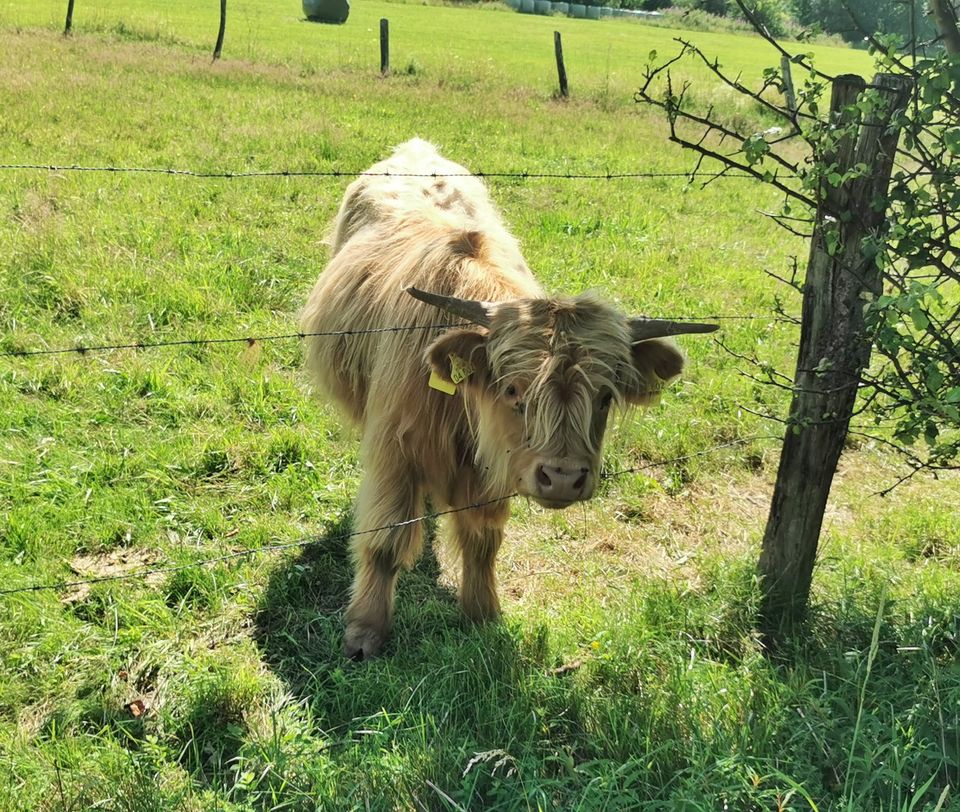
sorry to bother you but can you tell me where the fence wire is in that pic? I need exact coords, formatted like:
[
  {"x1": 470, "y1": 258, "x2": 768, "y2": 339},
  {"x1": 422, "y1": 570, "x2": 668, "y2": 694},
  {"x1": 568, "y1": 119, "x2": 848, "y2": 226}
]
[
  {"x1": 0, "y1": 162, "x2": 788, "y2": 182},
  {"x1": 0, "y1": 151, "x2": 793, "y2": 598},
  {"x1": 0, "y1": 437, "x2": 771, "y2": 597},
  {"x1": 0, "y1": 323, "x2": 467, "y2": 359},
  {"x1": 0, "y1": 315, "x2": 797, "y2": 360}
]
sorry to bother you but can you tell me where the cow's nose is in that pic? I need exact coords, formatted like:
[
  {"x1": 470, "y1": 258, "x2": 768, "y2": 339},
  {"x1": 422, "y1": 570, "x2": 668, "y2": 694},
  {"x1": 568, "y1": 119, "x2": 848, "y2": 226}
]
[{"x1": 535, "y1": 463, "x2": 589, "y2": 503}]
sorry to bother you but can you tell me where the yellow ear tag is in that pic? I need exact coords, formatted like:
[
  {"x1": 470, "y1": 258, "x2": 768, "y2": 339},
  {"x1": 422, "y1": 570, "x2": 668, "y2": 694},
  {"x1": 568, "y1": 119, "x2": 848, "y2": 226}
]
[
  {"x1": 429, "y1": 370, "x2": 456, "y2": 396},
  {"x1": 449, "y1": 354, "x2": 475, "y2": 385}
]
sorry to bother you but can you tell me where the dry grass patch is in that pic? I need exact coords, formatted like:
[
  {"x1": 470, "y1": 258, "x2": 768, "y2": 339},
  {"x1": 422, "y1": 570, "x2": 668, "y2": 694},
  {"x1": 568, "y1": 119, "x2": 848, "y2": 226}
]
[{"x1": 485, "y1": 451, "x2": 960, "y2": 612}]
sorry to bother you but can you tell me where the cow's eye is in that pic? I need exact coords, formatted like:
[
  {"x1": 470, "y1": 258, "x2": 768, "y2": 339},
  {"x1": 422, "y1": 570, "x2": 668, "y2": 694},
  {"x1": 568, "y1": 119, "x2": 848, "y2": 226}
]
[{"x1": 505, "y1": 385, "x2": 518, "y2": 399}]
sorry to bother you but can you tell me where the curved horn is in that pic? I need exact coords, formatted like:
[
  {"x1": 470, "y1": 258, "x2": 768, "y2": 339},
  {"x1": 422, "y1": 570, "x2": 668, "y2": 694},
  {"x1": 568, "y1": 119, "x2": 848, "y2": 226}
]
[
  {"x1": 629, "y1": 318, "x2": 720, "y2": 342},
  {"x1": 405, "y1": 287, "x2": 493, "y2": 326}
]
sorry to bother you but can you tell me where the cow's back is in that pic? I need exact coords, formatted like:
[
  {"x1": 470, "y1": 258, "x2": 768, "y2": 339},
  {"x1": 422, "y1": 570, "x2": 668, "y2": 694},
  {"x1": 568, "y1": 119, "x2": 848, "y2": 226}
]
[
  {"x1": 301, "y1": 140, "x2": 541, "y2": 438},
  {"x1": 329, "y1": 138, "x2": 502, "y2": 254}
]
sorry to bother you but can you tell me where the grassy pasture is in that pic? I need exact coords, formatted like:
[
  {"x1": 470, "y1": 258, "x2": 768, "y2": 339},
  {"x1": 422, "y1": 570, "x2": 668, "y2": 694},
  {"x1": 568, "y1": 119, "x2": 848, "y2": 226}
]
[
  {"x1": 1, "y1": 2, "x2": 958, "y2": 809},
  {"x1": 2, "y1": 0, "x2": 871, "y2": 94}
]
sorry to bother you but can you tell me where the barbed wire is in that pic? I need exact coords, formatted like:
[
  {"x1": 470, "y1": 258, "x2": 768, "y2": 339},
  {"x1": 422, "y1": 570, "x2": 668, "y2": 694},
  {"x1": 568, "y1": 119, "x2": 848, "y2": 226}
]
[
  {"x1": 0, "y1": 313, "x2": 797, "y2": 360},
  {"x1": 0, "y1": 437, "x2": 770, "y2": 597},
  {"x1": 0, "y1": 323, "x2": 467, "y2": 359},
  {"x1": 0, "y1": 162, "x2": 789, "y2": 182},
  {"x1": 598, "y1": 435, "x2": 777, "y2": 480}
]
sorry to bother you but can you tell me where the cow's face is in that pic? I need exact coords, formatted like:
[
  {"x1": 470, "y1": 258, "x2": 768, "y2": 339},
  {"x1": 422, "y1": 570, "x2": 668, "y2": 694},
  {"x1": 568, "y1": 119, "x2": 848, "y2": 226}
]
[{"x1": 419, "y1": 292, "x2": 716, "y2": 508}]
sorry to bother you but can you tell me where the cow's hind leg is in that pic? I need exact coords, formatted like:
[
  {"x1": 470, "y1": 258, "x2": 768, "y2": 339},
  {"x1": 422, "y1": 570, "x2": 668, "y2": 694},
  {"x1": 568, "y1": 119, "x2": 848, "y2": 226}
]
[
  {"x1": 345, "y1": 464, "x2": 423, "y2": 660},
  {"x1": 452, "y1": 500, "x2": 510, "y2": 622}
]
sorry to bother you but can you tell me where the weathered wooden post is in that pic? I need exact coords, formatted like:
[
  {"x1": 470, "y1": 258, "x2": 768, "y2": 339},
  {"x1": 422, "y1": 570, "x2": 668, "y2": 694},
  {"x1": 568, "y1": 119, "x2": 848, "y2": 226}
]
[
  {"x1": 380, "y1": 18, "x2": 389, "y2": 75},
  {"x1": 213, "y1": 0, "x2": 226, "y2": 61},
  {"x1": 554, "y1": 31, "x2": 569, "y2": 98},
  {"x1": 780, "y1": 54, "x2": 796, "y2": 115},
  {"x1": 64, "y1": 0, "x2": 76, "y2": 34},
  {"x1": 758, "y1": 73, "x2": 913, "y2": 640}
]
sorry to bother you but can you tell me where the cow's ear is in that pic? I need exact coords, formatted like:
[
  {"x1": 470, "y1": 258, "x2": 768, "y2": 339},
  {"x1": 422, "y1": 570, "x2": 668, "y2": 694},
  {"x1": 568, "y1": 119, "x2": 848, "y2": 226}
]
[
  {"x1": 425, "y1": 329, "x2": 489, "y2": 389},
  {"x1": 624, "y1": 339, "x2": 685, "y2": 406}
]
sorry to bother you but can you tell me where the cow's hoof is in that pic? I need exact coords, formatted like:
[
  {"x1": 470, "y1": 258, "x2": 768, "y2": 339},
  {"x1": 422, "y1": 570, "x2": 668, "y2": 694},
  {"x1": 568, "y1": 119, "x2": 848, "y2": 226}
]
[
  {"x1": 463, "y1": 604, "x2": 501, "y2": 624},
  {"x1": 343, "y1": 624, "x2": 386, "y2": 661},
  {"x1": 461, "y1": 592, "x2": 501, "y2": 623}
]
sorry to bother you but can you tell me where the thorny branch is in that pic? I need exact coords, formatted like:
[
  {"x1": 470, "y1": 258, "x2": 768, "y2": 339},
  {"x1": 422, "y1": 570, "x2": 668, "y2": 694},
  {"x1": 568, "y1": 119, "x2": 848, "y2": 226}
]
[{"x1": 635, "y1": 0, "x2": 960, "y2": 480}]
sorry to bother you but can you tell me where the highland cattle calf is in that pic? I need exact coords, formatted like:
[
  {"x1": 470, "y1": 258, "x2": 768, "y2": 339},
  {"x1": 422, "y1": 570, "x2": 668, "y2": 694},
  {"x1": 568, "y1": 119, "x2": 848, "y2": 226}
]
[{"x1": 302, "y1": 139, "x2": 716, "y2": 659}]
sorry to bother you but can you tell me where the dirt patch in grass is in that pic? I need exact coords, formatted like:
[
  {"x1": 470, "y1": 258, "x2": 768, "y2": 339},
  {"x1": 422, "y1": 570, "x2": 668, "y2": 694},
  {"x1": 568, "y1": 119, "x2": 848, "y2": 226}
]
[
  {"x1": 62, "y1": 547, "x2": 163, "y2": 603},
  {"x1": 487, "y1": 451, "x2": 959, "y2": 611},
  {"x1": 11, "y1": 189, "x2": 63, "y2": 234}
]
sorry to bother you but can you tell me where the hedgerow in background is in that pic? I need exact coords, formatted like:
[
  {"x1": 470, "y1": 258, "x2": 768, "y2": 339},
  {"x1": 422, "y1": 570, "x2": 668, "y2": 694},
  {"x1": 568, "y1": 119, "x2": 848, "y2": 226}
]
[
  {"x1": 674, "y1": 0, "x2": 799, "y2": 37},
  {"x1": 677, "y1": 0, "x2": 937, "y2": 42},
  {"x1": 792, "y1": 0, "x2": 936, "y2": 46}
]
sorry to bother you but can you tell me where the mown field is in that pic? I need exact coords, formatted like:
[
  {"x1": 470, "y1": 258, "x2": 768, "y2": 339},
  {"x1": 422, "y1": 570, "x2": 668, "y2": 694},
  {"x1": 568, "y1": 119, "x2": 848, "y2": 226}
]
[{"x1": 1, "y1": 1, "x2": 958, "y2": 810}]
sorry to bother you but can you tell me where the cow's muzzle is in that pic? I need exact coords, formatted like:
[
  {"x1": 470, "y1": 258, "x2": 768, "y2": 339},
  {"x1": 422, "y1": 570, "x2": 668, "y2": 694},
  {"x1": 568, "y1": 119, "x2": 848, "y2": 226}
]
[{"x1": 530, "y1": 461, "x2": 593, "y2": 508}]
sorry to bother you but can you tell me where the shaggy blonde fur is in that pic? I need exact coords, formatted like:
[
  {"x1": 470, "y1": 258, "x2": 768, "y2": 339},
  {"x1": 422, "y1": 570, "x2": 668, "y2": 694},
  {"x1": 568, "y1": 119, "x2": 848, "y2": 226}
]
[{"x1": 301, "y1": 139, "x2": 684, "y2": 659}]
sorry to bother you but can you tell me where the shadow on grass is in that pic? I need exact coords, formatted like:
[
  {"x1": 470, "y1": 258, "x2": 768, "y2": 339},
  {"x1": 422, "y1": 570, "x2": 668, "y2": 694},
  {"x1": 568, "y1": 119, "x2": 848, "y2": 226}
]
[
  {"x1": 248, "y1": 523, "x2": 960, "y2": 808},
  {"x1": 253, "y1": 509, "x2": 499, "y2": 696},
  {"x1": 249, "y1": 510, "x2": 561, "y2": 807},
  {"x1": 252, "y1": 510, "x2": 355, "y2": 683}
]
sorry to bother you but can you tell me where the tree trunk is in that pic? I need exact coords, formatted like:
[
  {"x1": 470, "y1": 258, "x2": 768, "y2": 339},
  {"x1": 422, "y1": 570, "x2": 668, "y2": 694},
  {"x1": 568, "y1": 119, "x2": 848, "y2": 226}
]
[
  {"x1": 930, "y1": 0, "x2": 960, "y2": 54},
  {"x1": 758, "y1": 73, "x2": 913, "y2": 642}
]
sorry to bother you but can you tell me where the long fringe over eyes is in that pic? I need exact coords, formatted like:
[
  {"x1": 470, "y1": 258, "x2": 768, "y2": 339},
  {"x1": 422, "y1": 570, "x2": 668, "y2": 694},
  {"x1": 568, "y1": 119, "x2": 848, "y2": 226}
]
[{"x1": 485, "y1": 295, "x2": 642, "y2": 459}]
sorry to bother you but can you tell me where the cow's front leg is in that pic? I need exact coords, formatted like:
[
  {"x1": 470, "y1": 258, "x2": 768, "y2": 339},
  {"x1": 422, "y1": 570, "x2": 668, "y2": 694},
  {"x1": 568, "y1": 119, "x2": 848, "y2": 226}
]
[
  {"x1": 452, "y1": 501, "x2": 510, "y2": 622},
  {"x1": 345, "y1": 465, "x2": 423, "y2": 660}
]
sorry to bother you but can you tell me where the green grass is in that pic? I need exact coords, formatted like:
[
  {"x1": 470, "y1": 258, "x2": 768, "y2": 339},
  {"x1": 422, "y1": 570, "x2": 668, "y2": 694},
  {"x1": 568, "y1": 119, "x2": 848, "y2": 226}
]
[{"x1": 1, "y1": 2, "x2": 958, "y2": 809}]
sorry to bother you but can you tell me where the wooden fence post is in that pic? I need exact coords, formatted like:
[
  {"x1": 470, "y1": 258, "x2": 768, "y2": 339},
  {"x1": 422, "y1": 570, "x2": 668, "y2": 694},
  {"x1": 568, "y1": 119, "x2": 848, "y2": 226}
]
[
  {"x1": 380, "y1": 18, "x2": 389, "y2": 75},
  {"x1": 213, "y1": 0, "x2": 226, "y2": 61},
  {"x1": 780, "y1": 54, "x2": 796, "y2": 115},
  {"x1": 64, "y1": 0, "x2": 76, "y2": 35},
  {"x1": 554, "y1": 31, "x2": 569, "y2": 98},
  {"x1": 758, "y1": 73, "x2": 913, "y2": 640}
]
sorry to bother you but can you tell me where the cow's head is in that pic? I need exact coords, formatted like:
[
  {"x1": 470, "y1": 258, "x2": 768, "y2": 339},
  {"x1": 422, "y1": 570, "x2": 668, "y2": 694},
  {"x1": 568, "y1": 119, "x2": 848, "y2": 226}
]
[{"x1": 408, "y1": 287, "x2": 717, "y2": 508}]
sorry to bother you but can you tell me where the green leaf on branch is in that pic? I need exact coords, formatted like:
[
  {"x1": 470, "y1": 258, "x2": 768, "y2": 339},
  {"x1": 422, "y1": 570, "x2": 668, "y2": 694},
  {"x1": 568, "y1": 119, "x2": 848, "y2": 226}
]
[
  {"x1": 945, "y1": 128, "x2": 960, "y2": 155},
  {"x1": 824, "y1": 226, "x2": 840, "y2": 256},
  {"x1": 910, "y1": 307, "x2": 929, "y2": 331}
]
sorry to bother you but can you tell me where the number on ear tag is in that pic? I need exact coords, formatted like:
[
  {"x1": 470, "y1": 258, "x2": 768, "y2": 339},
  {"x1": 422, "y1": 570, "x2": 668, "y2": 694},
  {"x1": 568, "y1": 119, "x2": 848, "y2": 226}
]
[{"x1": 449, "y1": 354, "x2": 475, "y2": 385}]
